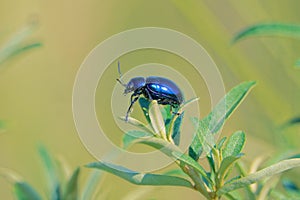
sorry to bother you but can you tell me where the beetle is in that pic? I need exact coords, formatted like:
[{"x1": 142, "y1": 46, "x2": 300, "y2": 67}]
[{"x1": 116, "y1": 62, "x2": 184, "y2": 121}]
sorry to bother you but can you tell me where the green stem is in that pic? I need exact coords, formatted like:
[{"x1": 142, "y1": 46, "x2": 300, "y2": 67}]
[{"x1": 185, "y1": 165, "x2": 210, "y2": 199}]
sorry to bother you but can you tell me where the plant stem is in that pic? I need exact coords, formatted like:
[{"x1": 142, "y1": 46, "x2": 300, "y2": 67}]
[{"x1": 189, "y1": 167, "x2": 211, "y2": 199}]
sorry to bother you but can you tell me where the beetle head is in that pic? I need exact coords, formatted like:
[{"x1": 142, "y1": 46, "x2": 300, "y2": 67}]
[
  {"x1": 116, "y1": 61, "x2": 145, "y2": 95},
  {"x1": 123, "y1": 77, "x2": 145, "y2": 94}
]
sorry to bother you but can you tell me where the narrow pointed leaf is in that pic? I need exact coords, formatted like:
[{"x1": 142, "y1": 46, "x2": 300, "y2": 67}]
[
  {"x1": 14, "y1": 181, "x2": 41, "y2": 200},
  {"x1": 4, "y1": 42, "x2": 42, "y2": 62},
  {"x1": 124, "y1": 134, "x2": 211, "y2": 184},
  {"x1": 222, "y1": 131, "x2": 245, "y2": 159},
  {"x1": 167, "y1": 97, "x2": 198, "y2": 143},
  {"x1": 161, "y1": 104, "x2": 172, "y2": 122},
  {"x1": 207, "y1": 154, "x2": 216, "y2": 174},
  {"x1": 81, "y1": 170, "x2": 103, "y2": 200},
  {"x1": 38, "y1": 145, "x2": 61, "y2": 200},
  {"x1": 217, "y1": 158, "x2": 300, "y2": 196},
  {"x1": 225, "y1": 176, "x2": 241, "y2": 185},
  {"x1": 188, "y1": 117, "x2": 214, "y2": 160},
  {"x1": 270, "y1": 190, "x2": 289, "y2": 200},
  {"x1": 232, "y1": 23, "x2": 300, "y2": 43},
  {"x1": 180, "y1": 97, "x2": 199, "y2": 111},
  {"x1": 149, "y1": 100, "x2": 166, "y2": 139},
  {"x1": 122, "y1": 130, "x2": 152, "y2": 149},
  {"x1": 119, "y1": 116, "x2": 154, "y2": 134},
  {"x1": 282, "y1": 117, "x2": 300, "y2": 128},
  {"x1": 217, "y1": 137, "x2": 227, "y2": 150},
  {"x1": 163, "y1": 169, "x2": 189, "y2": 178},
  {"x1": 86, "y1": 162, "x2": 193, "y2": 188},
  {"x1": 282, "y1": 179, "x2": 299, "y2": 192},
  {"x1": 63, "y1": 167, "x2": 80, "y2": 200},
  {"x1": 171, "y1": 113, "x2": 183, "y2": 145},
  {"x1": 171, "y1": 151, "x2": 212, "y2": 185},
  {"x1": 189, "y1": 81, "x2": 255, "y2": 160},
  {"x1": 224, "y1": 192, "x2": 240, "y2": 200},
  {"x1": 0, "y1": 24, "x2": 41, "y2": 65},
  {"x1": 217, "y1": 155, "x2": 243, "y2": 187}
]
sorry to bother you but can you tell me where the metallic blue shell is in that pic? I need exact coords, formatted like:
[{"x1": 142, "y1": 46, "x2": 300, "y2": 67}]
[{"x1": 145, "y1": 76, "x2": 184, "y2": 105}]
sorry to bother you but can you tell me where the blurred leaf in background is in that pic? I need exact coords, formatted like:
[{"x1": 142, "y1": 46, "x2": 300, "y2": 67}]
[
  {"x1": 2, "y1": 145, "x2": 105, "y2": 200},
  {"x1": 232, "y1": 23, "x2": 300, "y2": 68},
  {"x1": 0, "y1": 22, "x2": 42, "y2": 67},
  {"x1": 0, "y1": 22, "x2": 42, "y2": 135},
  {"x1": 232, "y1": 23, "x2": 300, "y2": 43}
]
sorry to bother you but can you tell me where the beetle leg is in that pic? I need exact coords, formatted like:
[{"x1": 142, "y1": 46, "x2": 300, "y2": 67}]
[
  {"x1": 125, "y1": 94, "x2": 140, "y2": 121},
  {"x1": 144, "y1": 89, "x2": 153, "y2": 100}
]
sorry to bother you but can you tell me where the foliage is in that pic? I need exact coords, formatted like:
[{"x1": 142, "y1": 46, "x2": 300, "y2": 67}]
[
  {"x1": 0, "y1": 22, "x2": 42, "y2": 67},
  {"x1": 232, "y1": 23, "x2": 300, "y2": 67},
  {"x1": 0, "y1": 23, "x2": 42, "y2": 132},
  {"x1": 1, "y1": 145, "x2": 104, "y2": 200},
  {"x1": 87, "y1": 82, "x2": 300, "y2": 199}
]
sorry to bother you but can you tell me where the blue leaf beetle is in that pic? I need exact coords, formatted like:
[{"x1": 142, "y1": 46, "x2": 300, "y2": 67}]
[{"x1": 116, "y1": 62, "x2": 184, "y2": 121}]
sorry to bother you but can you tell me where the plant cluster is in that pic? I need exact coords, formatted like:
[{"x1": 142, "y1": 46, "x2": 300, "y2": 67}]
[{"x1": 87, "y1": 81, "x2": 300, "y2": 199}]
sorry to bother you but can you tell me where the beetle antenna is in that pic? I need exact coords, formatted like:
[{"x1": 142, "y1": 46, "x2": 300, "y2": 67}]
[
  {"x1": 116, "y1": 61, "x2": 126, "y2": 87},
  {"x1": 118, "y1": 61, "x2": 122, "y2": 78}
]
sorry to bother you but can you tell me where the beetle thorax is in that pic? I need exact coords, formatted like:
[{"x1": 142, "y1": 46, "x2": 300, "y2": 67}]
[{"x1": 124, "y1": 77, "x2": 145, "y2": 94}]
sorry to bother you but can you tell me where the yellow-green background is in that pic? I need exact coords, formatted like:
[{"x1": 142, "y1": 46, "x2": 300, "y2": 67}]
[{"x1": 1, "y1": 0, "x2": 300, "y2": 199}]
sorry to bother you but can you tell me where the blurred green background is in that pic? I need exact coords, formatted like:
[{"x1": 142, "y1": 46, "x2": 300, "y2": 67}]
[{"x1": 1, "y1": 0, "x2": 300, "y2": 199}]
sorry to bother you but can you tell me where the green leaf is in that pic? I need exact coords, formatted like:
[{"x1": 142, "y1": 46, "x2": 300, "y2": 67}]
[
  {"x1": 270, "y1": 190, "x2": 289, "y2": 200},
  {"x1": 126, "y1": 134, "x2": 212, "y2": 185},
  {"x1": 217, "y1": 137, "x2": 227, "y2": 150},
  {"x1": 225, "y1": 176, "x2": 241, "y2": 185},
  {"x1": 207, "y1": 153, "x2": 216, "y2": 174},
  {"x1": 282, "y1": 116, "x2": 300, "y2": 128},
  {"x1": 0, "y1": 23, "x2": 41, "y2": 65},
  {"x1": 160, "y1": 104, "x2": 172, "y2": 122},
  {"x1": 189, "y1": 81, "x2": 255, "y2": 161},
  {"x1": 63, "y1": 167, "x2": 80, "y2": 200},
  {"x1": 217, "y1": 155, "x2": 243, "y2": 188},
  {"x1": 217, "y1": 158, "x2": 300, "y2": 196},
  {"x1": 222, "y1": 131, "x2": 246, "y2": 159},
  {"x1": 188, "y1": 117, "x2": 215, "y2": 160},
  {"x1": 171, "y1": 113, "x2": 183, "y2": 146},
  {"x1": 7, "y1": 42, "x2": 42, "y2": 60},
  {"x1": 171, "y1": 151, "x2": 210, "y2": 184},
  {"x1": 122, "y1": 130, "x2": 153, "y2": 149},
  {"x1": 138, "y1": 98, "x2": 151, "y2": 124},
  {"x1": 232, "y1": 23, "x2": 300, "y2": 43},
  {"x1": 180, "y1": 97, "x2": 199, "y2": 110},
  {"x1": 163, "y1": 169, "x2": 188, "y2": 178},
  {"x1": 224, "y1": 192, "x2": 240, "y2": 200},
  {"x1": 14, "y1": 181, "x2": 42, "y2": 200},
  {"x1": 81, "y1": 171, "x2": 102, "y2": 200},
  {"x1": 235, "y1": 162, "x2": 256, "y2": 200},
  {"x1": 86, "y1": 162, "x2": 193, "y2": 188},
  {"x1": 167, "y1": 97, "x2": 198, "y2": 143},
  {"x1": 38, "y1": 145, "x2": 61, "y2": 200},
  {"x1": 120, "y1": 116, "x2": 154, "y2": 135},
  {"x1": 160, "y1": 105, "x2": 173, "y2": 140},
  {"x1": 282, "y1": 179, "x2": 299, "y2": 192},
  {"x1": 258, "y1": 176, "x2": 281, "y2": 200},
  {"x1": 149, "y1": 100, "x2": 166, "y2": 139}
]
